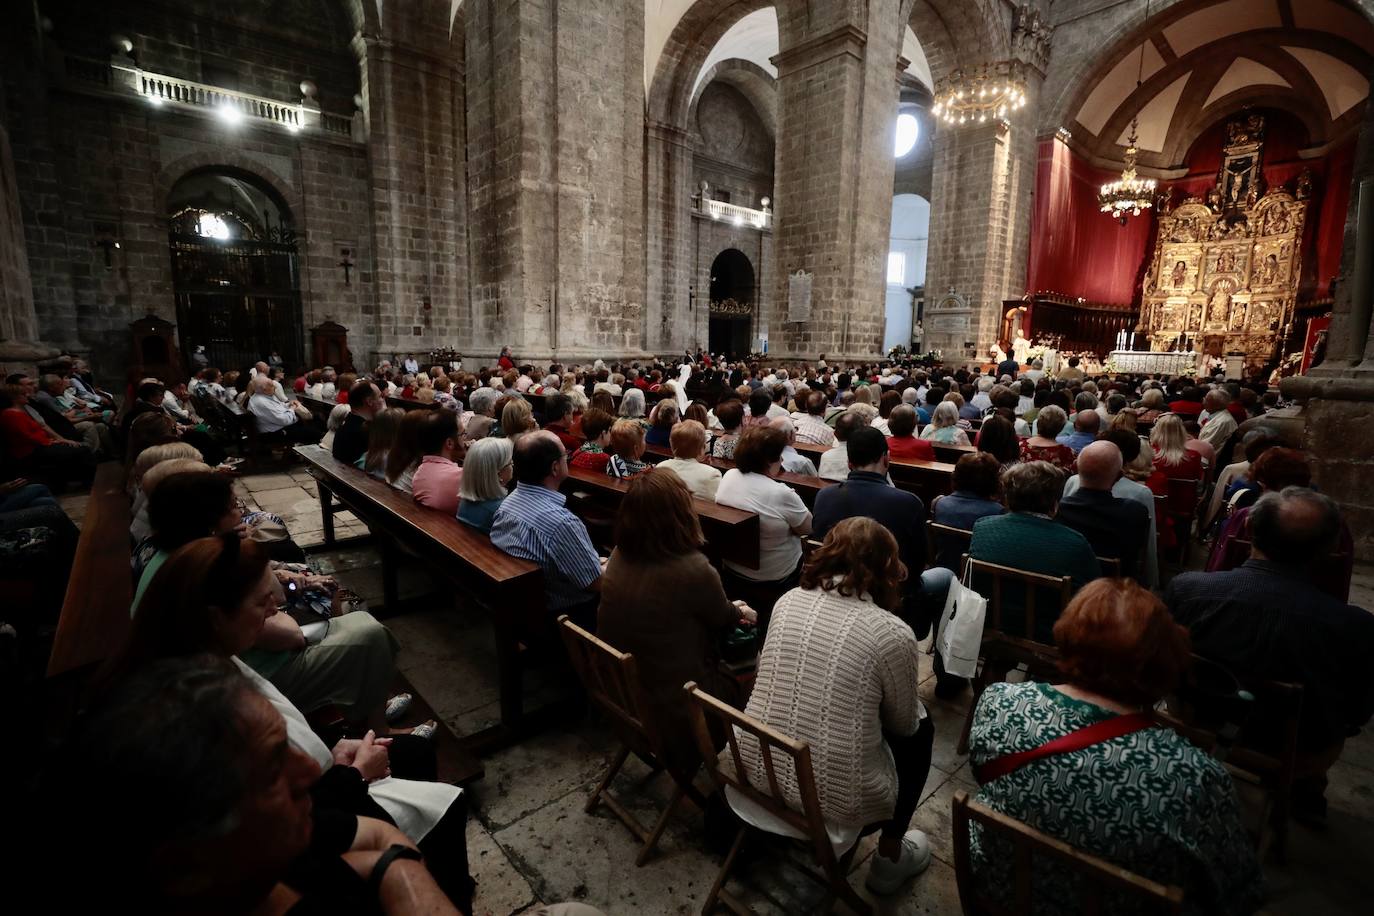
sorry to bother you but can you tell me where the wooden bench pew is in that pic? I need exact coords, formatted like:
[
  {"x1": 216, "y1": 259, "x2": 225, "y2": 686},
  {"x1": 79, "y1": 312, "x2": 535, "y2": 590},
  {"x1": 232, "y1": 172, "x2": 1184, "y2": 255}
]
[
  {"x1": 294, "y1": 445, "x2": 557, "y2": 755},
  {"x1": 297, "y1": 393, "x2": 340, "y2": 424},
  {"x1": 47, "y1": 462, "x2": 132, "y2": 681},
  {"x1": 640, "y1": 444, "x2": 833, "y2": 509},
  {"x1": 560, "y1": 466, "x2": 760, "y2": 571}
]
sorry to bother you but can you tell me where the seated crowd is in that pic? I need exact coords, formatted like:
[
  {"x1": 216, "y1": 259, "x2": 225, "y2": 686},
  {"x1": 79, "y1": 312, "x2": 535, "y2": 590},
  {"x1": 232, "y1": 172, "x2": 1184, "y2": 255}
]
[{"x1": 6, "y1": 345, "x2": 1372, "y2": 914}]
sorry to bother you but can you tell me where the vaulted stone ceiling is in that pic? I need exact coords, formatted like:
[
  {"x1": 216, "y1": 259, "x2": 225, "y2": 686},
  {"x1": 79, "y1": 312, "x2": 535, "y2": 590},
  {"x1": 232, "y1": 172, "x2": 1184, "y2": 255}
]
[
  {"x1": 643, "y1": 1, "x2": 931, "y2": 96},
  {"x1": 1068, "y1": 0, "x2": 1373, "y2": 169}
]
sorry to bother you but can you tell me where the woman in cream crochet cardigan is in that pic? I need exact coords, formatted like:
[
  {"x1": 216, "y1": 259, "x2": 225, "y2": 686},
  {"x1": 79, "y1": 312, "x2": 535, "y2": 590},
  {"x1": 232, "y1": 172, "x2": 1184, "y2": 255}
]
[{"x1": 738, "y1": 516, "x2": 936, "y2": 897}]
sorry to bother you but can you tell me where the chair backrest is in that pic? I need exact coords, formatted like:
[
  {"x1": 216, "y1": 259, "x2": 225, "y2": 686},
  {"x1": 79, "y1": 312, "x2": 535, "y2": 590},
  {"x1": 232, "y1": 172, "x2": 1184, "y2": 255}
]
[
  {"x1": 964, "y1": 555, "x2": 1073, "y2": 642},
  {"x1": 1164, "y1": 477, "x2": 1201, "y2": 515},
  {"x1": 952, "y1": 789, "x2": 1185, "y2": 916},
  {"x1": 558, "y1": 616, "x2": 660, "y2": 759},
  {"x1": 1095, "y1": 556, "x2": 1122, "y2": 578},
  {"x1": 683, "y1": 681, "x2": 841, "y2": 872},
  {"x1": 927, "y1": 520, "x2": 973, "y2": 571}
]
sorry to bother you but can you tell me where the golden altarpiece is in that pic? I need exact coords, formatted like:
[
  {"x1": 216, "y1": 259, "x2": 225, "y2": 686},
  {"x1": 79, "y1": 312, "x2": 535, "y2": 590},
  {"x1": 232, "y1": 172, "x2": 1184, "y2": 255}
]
[{"x1": 1139, "y1": 114, "x2": 1311, "y2": 373}]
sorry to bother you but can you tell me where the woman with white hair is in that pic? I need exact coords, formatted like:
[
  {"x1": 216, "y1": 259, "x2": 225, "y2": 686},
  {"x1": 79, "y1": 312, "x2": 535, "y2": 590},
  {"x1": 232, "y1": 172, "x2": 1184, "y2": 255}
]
[
  {"x1": 619, "y1": 387, "x2": 650, "y2": 429},
  {"x1": 918, "y1": 401, "x2": 971, "y2": 446},
  {"x1": 319, "y1": 402, "x2": 351, "y2": 451},
  {"x1": 457, "y1": 437, "x2": 514, "y2": 533}
]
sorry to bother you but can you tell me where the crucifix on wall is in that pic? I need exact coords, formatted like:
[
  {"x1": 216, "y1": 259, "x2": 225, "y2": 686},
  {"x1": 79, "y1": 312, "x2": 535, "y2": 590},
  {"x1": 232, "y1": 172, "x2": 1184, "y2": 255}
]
[{"x1": 337, "y1": 246, "x2": 355, "y2": 286}]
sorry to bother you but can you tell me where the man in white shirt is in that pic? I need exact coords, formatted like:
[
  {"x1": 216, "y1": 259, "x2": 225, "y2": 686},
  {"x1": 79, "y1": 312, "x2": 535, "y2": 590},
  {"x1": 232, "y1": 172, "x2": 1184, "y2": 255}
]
[
  {"x1": 403, "y1": 354, "x2": 420, "y2": 374},
  {"x1": 655, "y1": 420, "x2": 723, "y2": 500},
  {"x1": 969, "y1": 376, "x2": 994, "y2": 412},
  {"x1": 248, "y1": 376, "x2": 320, "y2": 441},
  {"x1": 818, "y1": 410, "x2": 864, "y2": 481},
  {"x1": 771, "y1": 418, "x2": 818, "y2": 476},
  {"x1": 1198, "y1": 388, "x2": 1238, "y2": 453}
]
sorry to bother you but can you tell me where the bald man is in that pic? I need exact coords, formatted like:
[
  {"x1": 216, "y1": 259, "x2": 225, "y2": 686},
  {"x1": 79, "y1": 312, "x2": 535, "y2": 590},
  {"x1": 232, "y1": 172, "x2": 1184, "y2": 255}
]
[
  {"x1": 1056, "y1": 407, "x2": 1099, "y2": 455},
  {"x1": 1053, "y1": 440, "x2": 1150, "y2": 581},
  {"x1": 1167, "y1": 487, "x2": 1374, "y2": 823}
]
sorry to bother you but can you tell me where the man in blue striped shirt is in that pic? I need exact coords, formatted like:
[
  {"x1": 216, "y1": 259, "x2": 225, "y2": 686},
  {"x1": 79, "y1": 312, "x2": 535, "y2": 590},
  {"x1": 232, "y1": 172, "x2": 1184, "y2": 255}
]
[{"x1": 491, "y1": 430, "x2": 604, "y2": 623}]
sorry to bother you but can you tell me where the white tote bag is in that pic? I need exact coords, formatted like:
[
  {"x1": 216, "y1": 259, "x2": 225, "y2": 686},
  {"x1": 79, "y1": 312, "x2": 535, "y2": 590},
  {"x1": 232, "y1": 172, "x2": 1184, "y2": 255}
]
[{"x1": 935, "y1": 570, "x2": 987, "y2": 678}]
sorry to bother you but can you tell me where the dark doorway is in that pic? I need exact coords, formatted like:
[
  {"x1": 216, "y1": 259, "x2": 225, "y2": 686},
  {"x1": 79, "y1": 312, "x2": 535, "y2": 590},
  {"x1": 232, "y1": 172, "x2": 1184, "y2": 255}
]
[
  {"x1": 167, "y1": 168, "x2": 304, "y2": 374},
  {"x1": 708, "y1": 249, "x2": 755, "y2": 358}
]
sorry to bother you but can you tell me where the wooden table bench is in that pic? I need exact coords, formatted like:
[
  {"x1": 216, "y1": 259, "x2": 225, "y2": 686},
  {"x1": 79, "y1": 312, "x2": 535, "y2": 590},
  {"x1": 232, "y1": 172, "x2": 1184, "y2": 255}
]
[
  {"x1": 47, "y1": 462, "x2": 132, "y2": 680},
  {"x1": 294, "y1": 445, "x2": 556, "y2": 755},
  {"x1": 560, "y1": 466, "x2": 760, "y2": 570}
]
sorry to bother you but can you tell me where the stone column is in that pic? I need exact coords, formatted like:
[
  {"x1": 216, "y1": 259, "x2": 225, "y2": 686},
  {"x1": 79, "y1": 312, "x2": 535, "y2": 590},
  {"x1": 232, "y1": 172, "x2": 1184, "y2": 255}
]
[
  {"x1": 644, "y1": 119, "x2": 696, "y2": 354},
  {"x1": 465, "y1": 0, "x2": 649, "y2": 363},
  {"x1": 355, "y1": 10, "x2": 470, "y2": 367},
  {"x1": 1281, "y1": 84, "x2": 1374, "y2": 562},
  {"x1": 767, "y1": 1, "x2": 903, "y2": 362},
  {"x1": 0, "y1": 66, "x2": 56, "y2": 375},
  {"x1": 922, "y1": 82, "x2": 1041, "y2": 363}
]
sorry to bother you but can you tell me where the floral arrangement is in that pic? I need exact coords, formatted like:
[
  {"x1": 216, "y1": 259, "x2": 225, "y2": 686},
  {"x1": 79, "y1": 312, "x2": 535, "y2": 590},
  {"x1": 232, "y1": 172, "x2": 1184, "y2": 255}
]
[{"x1": 1024, "y1": 344, "x2": 1050, "y2": 362}]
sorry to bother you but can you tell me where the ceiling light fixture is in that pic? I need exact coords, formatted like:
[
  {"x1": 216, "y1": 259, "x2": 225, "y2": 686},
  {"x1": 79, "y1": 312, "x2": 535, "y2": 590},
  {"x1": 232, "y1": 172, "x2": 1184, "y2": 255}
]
[
  {"x1": 931, "y1": 60, "x2": 1028, "y2": 128},
  {"x1": 1098, "y1": 0, "x2": 1157, "y2": 225}
]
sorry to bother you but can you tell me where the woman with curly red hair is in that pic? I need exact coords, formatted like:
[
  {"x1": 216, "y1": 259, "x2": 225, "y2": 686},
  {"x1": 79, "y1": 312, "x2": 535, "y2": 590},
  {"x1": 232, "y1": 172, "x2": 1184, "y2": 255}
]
[{"x1": 966, "y1": 578, "x2": 1261, "y2": 914}]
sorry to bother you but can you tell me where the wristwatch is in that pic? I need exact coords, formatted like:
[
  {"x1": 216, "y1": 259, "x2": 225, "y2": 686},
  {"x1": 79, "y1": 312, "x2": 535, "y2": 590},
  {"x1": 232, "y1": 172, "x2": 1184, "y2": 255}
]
[{"x1": 369, "y1": 843, "x2": 423, "y2": 895}]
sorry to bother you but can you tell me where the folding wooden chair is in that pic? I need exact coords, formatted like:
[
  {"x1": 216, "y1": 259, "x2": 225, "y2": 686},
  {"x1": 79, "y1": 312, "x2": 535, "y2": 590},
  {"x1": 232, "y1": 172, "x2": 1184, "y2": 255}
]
[
  {"x1": 684, "y1": 682, "x2": 871, "y2": 916},
  {"x1": 951, "y1": 789, "x2": 1185, "y2": 915},
  {"x1": 956, "y1": 556, "x2": 1072, "y2": 755},
  {"x1": 1223, "y1": 536, "x2": 1352, "y2": 602},
  {"x1": 557, "y1": 616, "x2": 708, "y2": 866},
  {"x1": 1166, "y1": 656, "x2": 1303, "y2": 861},
  {"x1": 1164, "y1": 477, "x2": 1202, "y2": 560},
  {"x1": 1095, "y1": 556, "x2": 1122, "y2": 578}
]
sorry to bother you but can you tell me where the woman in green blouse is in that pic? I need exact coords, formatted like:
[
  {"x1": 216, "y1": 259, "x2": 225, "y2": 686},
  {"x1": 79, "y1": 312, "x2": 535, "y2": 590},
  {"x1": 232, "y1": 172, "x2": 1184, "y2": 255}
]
[{"x1": 967, "y1": 578, "x2": 1262, "y2": 915}]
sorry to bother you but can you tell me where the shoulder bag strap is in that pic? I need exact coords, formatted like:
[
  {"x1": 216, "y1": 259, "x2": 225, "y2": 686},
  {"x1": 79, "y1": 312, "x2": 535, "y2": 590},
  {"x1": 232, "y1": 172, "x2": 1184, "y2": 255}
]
[{"x1": 974, "y1": 711, "x2": 1155, "y2": 784}]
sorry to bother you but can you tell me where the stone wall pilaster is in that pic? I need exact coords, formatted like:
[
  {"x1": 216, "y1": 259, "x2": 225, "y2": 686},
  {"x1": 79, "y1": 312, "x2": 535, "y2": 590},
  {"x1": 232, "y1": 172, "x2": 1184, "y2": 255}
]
[{"x1": 768, "y1": 2, "x2": 902, "y2": 362}]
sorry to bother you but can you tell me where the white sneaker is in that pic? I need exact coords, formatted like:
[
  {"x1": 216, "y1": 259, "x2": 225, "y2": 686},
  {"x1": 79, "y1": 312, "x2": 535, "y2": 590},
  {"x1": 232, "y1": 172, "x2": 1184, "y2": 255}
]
[{"x1": 864, "y1": 829, "x2": 932, "y2": 896}]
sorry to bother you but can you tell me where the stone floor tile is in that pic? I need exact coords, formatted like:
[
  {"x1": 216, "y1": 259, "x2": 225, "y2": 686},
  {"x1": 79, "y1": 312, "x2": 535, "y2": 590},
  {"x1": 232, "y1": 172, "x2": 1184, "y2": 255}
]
[
  {"x1": 909, "y1": 774, "x2": 962, "y2": 867},
  {"x1": 467, "y1": 728, "x2": 611, "y2": 831},
  {"x1": 921, "y1": 700, "x2": 971, "y2": 776},
  {"x1": 294, "y1": 528, "x2": 327, "y2": 549},
  {"x1": 242, "y1": 473, "x2": 299, "y2": 492},
  {"x1": 491, "y1": 786, "x2": 784, "y2": 915},
  {"x1": 467, "y1": 820, "x2": 540, "y2": 916}
]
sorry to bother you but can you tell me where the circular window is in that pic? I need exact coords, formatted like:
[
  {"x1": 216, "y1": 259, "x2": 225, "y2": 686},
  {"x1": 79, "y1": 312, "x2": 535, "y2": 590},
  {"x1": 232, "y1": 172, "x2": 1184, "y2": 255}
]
[{"x1": 894, "y1": 113, "x2": 919, "y2": 158}]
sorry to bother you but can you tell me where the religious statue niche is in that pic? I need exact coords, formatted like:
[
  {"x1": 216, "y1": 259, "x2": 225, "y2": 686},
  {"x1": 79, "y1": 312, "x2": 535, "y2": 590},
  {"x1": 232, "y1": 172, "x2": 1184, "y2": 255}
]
[{"x1": 1140, "y1": 113, "x2": 1307, "y2": 375}]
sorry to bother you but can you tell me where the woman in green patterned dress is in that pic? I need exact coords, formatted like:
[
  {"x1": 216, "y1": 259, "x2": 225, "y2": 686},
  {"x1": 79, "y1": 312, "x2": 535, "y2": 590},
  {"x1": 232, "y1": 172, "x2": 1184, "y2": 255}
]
[{"x1": 967, "y1": 578, "x2": 1262, "y2": 915}]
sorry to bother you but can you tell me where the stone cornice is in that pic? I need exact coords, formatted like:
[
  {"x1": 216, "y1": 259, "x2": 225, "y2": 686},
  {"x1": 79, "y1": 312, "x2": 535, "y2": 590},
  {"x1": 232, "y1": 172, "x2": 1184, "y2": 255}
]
[
  {"x1": 1282, "y1": 372, "x2": 1374, "y2": 401},
  {"x1": 769, "y1": 24, "x2": 868, "y2": 78}
]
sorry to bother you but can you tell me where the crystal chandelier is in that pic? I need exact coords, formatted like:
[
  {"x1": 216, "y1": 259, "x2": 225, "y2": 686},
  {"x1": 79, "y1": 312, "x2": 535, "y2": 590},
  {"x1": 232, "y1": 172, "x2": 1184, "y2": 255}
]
[
  {"x1": 1099, "y1": 0, "x2": 1157, "y2": 224},
  {"x1": 931, "y1": 61, "x2": 1027, "y2": 127},
  {"x1": 1098, "y1": 122, "x2": 1157, "y2": 224}
]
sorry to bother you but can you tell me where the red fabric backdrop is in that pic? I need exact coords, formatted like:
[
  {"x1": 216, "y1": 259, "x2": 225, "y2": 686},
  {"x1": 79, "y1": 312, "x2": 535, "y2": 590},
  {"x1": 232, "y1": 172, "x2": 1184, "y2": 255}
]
[{"x1": 1025, "y1": 108, "x2": 1355, "y2": 307}]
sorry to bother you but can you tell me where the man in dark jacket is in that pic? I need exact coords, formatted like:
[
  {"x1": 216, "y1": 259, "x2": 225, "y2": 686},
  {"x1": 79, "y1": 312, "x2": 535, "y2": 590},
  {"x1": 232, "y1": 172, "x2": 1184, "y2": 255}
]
[
  {"x1": 1054, "y1": 441, "x2": 1149, "y2": 581},
  {"x1": 331, "y1": 379, "x2": 382, "y2": 465},
  {"x1": 1167, "y1": 487, "x2": 1374, "y2": 823}
]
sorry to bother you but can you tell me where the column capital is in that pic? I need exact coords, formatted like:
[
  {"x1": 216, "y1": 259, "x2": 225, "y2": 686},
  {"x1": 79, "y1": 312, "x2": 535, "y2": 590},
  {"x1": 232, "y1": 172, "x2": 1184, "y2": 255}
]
[{"x1": 770, "y1": 24, "x2": 867, "y2": 78}]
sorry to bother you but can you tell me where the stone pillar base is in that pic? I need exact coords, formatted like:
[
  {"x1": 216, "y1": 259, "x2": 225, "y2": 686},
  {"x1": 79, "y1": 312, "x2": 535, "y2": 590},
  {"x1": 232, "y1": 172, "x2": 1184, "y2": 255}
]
[
  {"x1": 1280, "y1": 372, "x2": 1374, "y2": 562},
  {"x1": 0, "y1": 338, "x2": 61, "y2": 379}
]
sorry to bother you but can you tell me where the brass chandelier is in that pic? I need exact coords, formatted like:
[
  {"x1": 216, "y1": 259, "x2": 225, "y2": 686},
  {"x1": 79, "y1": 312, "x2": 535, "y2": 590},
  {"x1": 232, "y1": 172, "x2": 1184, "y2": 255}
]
[
  {"x1": 1098, "y1": 0, "x2": 1157, "y2": 224},
  {"x1": 931, "y1": 61, "x2": 1027, "y2": 127},
  {"x1": 1098, "y1": 122, "x2": 1157, "y2": 224}
]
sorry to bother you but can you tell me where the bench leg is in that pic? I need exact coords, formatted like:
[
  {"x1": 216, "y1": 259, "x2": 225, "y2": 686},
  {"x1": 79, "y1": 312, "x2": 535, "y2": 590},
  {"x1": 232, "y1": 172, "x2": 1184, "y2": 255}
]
[
  {"x1": 380, "y1": 538, "x2": 400, "y2": 614},
  {"x1": 317, "y1": 480, "x2": 336, "y2": 546},
  {"x1": 495, "y1": 619, "x2": 525, "y2": 731}
]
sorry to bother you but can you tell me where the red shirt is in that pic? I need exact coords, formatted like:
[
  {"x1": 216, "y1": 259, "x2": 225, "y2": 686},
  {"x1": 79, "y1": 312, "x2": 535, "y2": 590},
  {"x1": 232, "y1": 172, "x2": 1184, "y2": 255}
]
[
  {"x1": 0, "y1": 408, "x2": 56, "y2": 459},
  {"x1": 498, "y1": 355, "x2": 515, "y2": 371},
  {"x1": 545, "y1": 422, "x2": 582, "y2": 451},
  {"x1": 570, "y1": 445, "x2": 611, "y2": 472},
  {"x1": 886, "y1": 435, "x2": 936, "y2": 462},
  {"x1": 1168, "y1": 399, "x2": 1202, "y2": 418},
  {"x1": 335, "y1": 389, "x2": 349, "y2": 404},
  {"x1": 1226, "y1": 401, "x2": 1247, "y2": 424},
  {"x1": 293, "y1": 377, "x2": 307, "y2": 393}
]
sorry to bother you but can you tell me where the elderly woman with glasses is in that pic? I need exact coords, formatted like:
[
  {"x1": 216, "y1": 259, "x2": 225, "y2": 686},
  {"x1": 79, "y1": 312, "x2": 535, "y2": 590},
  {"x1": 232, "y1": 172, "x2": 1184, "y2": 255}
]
[{"x1": 457, "y1": 437, "x2": 514, "y2": 533}]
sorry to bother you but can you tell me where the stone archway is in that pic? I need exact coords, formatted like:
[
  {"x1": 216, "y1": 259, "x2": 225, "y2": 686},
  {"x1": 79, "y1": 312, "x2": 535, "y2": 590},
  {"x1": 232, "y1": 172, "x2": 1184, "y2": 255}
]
[
  {"x1": 164, "y1": 166, "x2": 304, "y2": 372},
  {"x1": 708, "y1": 248, "x2": 756, "y2": 357}
]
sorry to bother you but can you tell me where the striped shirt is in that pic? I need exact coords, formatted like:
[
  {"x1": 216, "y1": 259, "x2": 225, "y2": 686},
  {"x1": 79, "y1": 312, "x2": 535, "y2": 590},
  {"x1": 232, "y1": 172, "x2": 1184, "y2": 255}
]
[{"x1": 490, "y1": 482, "x2": 601, "y2": 610}]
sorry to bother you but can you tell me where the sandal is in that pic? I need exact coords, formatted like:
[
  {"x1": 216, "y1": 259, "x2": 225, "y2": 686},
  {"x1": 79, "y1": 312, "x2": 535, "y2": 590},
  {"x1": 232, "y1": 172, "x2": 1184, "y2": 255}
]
[{"x1": 384, "y1": 693, "x2": 413, "y2": 724}]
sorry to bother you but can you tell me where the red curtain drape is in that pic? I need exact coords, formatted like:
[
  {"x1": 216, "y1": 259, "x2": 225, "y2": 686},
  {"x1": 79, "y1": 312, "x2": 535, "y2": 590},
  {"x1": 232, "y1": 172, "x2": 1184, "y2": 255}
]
[{"x1": 1025, "y1": 108, "x2": 1356, "y2": 306}]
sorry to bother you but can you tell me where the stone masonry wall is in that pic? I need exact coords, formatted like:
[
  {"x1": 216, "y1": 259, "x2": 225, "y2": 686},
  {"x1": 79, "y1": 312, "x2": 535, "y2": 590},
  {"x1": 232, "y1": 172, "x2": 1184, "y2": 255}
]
[
  {"x1": 768, "y1": 0, "x2": 903, "y2": 362},
  {"x1": 465, "y1": 0, "x2": 647, "y2": 363}
]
